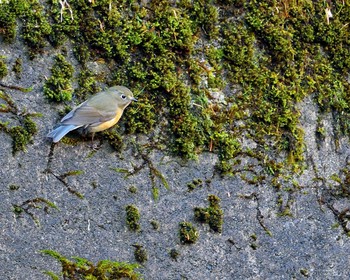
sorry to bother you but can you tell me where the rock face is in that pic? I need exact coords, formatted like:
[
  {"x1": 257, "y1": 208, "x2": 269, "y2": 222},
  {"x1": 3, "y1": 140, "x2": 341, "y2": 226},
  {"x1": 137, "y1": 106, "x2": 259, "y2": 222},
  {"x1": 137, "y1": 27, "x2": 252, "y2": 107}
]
[{"x1": 2, "y1": 1, "x2": 350, "y2": 279}]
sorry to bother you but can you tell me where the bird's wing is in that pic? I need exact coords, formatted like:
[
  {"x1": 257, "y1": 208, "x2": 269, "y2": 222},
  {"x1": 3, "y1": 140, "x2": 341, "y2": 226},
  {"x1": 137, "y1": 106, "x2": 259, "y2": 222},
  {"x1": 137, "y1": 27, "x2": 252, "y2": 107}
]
[{"x1": 61, "y1": 101, "x2": 116, "y2": 126}]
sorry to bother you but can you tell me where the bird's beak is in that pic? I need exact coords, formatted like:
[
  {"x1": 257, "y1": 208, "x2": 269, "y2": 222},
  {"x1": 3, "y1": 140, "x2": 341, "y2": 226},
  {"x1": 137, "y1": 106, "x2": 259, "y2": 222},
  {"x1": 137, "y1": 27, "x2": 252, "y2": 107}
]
[{"x1": 131, "y1": 97, "x2": 138, "y2": 102}]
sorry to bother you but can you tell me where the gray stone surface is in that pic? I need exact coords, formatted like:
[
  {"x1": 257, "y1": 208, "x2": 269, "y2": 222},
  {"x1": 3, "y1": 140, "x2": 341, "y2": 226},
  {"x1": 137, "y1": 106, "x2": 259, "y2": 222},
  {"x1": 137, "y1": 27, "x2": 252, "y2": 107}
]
[{"x1": 1, "y1": 32, "x2": 350, "y2": 280}]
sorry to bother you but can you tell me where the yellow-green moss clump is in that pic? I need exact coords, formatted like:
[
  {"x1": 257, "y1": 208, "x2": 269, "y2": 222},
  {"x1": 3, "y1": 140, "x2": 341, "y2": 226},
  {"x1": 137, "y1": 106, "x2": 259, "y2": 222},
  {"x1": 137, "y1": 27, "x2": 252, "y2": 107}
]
[
  {"x1": 179, "y1": 221, "x2": 199, "y2": 244},
  {"x1": 43, "y1": 54, "x2": 74, "y2": 102},
  {"x1": 0, "y1": 0, "x2": 51, "y2": 57},
  {"x1": 12, "y1": 57, "x2": 22, "y2": 76},
  {"x1": 12, "y1": 197, "x2": 58, "y2": 226},
  {"x1": 0, "y1": 91, "x2": 38, "y2": 154},
  {"x1": 169, "y1": 248, "x2": 180, "y2": 260},
  {"x1": 0, "y1": 56, "x2": 8, "y2": 79},
  {"x1": 133, "y1": 244, "x2": 148, "y2": 264},
  {"x1": 194, "y1": 194, "x2": 223, "y2": 233},
  {"x1": 187, "y1": 178, "x2": 203, "y2": 192},
  {"x1": 125, "y1": 205, "x2": 141, "y2": 232},
  {"x1": 41, "y1": 249, "x2": 141, "y2": 280}
]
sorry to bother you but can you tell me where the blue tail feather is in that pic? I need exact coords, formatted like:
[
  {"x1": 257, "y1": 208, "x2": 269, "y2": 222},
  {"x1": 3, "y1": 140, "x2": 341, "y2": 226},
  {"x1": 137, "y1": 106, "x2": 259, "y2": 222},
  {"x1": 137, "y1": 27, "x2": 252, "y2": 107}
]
[{"x1": 47, "y1": 124, "x2": 78, "y2": 143}]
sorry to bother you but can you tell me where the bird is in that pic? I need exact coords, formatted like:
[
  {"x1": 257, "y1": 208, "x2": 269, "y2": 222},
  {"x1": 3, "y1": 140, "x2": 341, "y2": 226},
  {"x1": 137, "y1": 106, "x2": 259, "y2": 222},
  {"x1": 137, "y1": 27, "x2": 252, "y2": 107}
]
[{"x1": 47, "y1": 86, "x2": 137, "y2": 143}]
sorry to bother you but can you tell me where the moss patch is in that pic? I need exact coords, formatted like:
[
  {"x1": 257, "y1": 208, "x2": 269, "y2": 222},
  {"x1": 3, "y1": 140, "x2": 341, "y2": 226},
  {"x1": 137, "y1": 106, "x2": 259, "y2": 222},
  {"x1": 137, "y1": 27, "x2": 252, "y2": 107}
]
[
  {"x1": 0, "y1": 56, "x2": 8, "y2": 79},
  {"x1": 179, "y1": 221, "x2": 199, "y2": 244},
  {"x1": 12, "y1": 57, "x2": 22, "y2": 76},
  {"x1": 133, "y1": 244, "x2": 148, "y2": 264},
  {"x1": 125, "y1": 204, "x2": 141, "y2": 232},
  {"x1": 194, "y1": 194, "x2": 223, "y2": 233},
  {"x1": 44, "y1": 54, "x2": 74, "y2": 102},
  {"x1": 0, "y1": 90, "x2": 38, "y2": 154},
  {"x1": 13, "y1": 197, "x2": 58, "y2": 226},
  {"x1": 4, "y1": 1, "x2": 350, "y2": 184},
  {"x1": 41, "y1": 249, "x2": 141, "y2": 280}
]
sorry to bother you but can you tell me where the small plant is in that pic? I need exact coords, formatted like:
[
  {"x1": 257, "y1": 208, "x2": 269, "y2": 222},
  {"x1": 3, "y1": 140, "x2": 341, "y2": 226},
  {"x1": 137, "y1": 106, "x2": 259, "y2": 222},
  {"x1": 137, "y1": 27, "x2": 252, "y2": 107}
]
[
  {"x1": 0, "y1": 91, "x2": 39, "y2": 154},
  {"x1": 41, "y1": 249, "x2": 141, "y2": 279},
  {"x1": 133, "y1": 244, "x2": 148, "y2": 264},
  {"x1": 125, "y1": 205, "x2": 141, "y2": 232},
  {"x1": 43, "y1": 54, "x2": 74, "y2": 102},
  {"x1": 0, "y1": 56, "x2": 8, "y2": 79},
  {"x1": 194, "y1": 195, "x2": 223, "y2": 233},
  {"x1": 12, "y1": 57, "x2": 22, "y2": 75},
  {"x1": 13, "y1": 197, "x2": 58, "y2": 226},
  {"x1": 169, "y1": 249, "x2": 180, "y2": 260},
  {"x1": 179, "y1": 221, "x2": 199, "y2": 244},
  {"x1": 187, "y1": 178, "x2": 203, "y2": 192},
  {"x1": 150, "y1": 219, "x2": 160, "y2": 230}
]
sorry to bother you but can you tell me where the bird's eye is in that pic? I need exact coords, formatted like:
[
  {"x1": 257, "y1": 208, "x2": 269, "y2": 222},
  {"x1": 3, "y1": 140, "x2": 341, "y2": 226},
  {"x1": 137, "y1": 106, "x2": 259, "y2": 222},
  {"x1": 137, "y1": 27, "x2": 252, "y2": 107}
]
[{"x1": 121, "y1": 94, "x2": 126, "y2": 99}]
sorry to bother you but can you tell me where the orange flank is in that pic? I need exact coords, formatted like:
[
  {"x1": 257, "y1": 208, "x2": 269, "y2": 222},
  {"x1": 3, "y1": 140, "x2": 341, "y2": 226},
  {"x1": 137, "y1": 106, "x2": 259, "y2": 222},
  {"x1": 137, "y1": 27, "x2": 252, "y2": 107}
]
[{"x1": 89, "y1": 109, "x2": 123, "y2": 133}]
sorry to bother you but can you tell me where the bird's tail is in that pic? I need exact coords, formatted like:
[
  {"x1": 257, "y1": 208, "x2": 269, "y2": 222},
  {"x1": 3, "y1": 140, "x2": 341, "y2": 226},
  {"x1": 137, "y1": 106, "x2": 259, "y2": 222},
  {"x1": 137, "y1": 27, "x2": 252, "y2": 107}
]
[{"x1": 47, "y1": 124, "x2": 78, "y2": 143}]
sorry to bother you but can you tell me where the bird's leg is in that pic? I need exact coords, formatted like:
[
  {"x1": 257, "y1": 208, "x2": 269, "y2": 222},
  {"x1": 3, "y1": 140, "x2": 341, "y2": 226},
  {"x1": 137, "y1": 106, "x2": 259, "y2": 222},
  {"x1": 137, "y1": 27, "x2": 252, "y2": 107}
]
[{"x1": 89, "y1": 132, "x2": 102, "y2": 150}]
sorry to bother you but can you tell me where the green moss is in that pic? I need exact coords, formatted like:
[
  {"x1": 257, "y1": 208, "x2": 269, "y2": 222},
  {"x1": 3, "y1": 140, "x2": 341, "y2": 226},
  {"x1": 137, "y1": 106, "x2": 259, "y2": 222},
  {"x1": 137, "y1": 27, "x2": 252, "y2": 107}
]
[
  {"x1": 0, "y1": 4, "x2": 17, "y2": 42},
  {"x1": 102, "y1": 130, "x2": 124, "y2": 152},
  {"x1": 300, "y1": 268, "x2": 309, "y2": 277},
  {"x1": 60, "y1": 134, "x2": 81, "y2": 146},
  {"x1": 0, "y1": 56, "x2": 8, "y2": 79},
  {"x1": 47, "y1": 0, "x2": 79, "y2": 48},
  {"x1": 41, "y1": 249, "x2": 141, "y2": 280},
  {"x1": 44, "y1": 54, "x2": 74, "y2": 102},
  {"x1": 128, "y1": 186, "x2": 138, "y2": 194},
  {"x1": 20, "y1": 0, "x2": 52, "y2": 58},
  {"x1": 194, "y1": 194, "x2": 223, "y2": 233},
  {"x1": 249, "y1": 233, "x2": 258, "y2": 249},
  {"x1": 124, "y1": 96, "x2": 157, "y2": 134},
  {"x1": 75, "y1": 69, "x2": 100, "y2": 100},
  {"x1": 250, "y1": 243, "x2": 258, "y2": 250},
  {"x1": 0, "y1": 0, "x2": 51, "y2": 58},
  {"x1": 169, "y1": 248, "x2": 180, "y2": 261},
  {"x1": 0, "y1": 91, "x2": 38, "y2": 154},
  {"x1": 13, "y1": 205, "x2": 23, "y2": 215},
  {"x1": 329, "y1": 164, "x2": 350, "y2": 198},
  {"x1": 9, "y1": 184, "x2": 20, "y2": 190},
  {"x1": 187, "y1": 178, "x2": 203, "y2": 192},
  {"x1": 150, "y1": 219, "x2": 159, "y2": 230},
  {"x1": 12, "y1": 57, "x2": 22, "y2": 76},
  {"x1": 126, "y1": 205, "x2": 141, "y2": 232},
  {"x1": 250, "y1": 233, "x2": 257, "y2": 241},
  {"x1": 214, "y1": 132, "x2": 242, "y2": 174},
  {"x1": 133, "y1": 244, "x2": 148, "y2": 264},
  {"x1": 5, "y1": 1, "x2": 350, "y2": 194},
  {"x1": 13, "y1": 197, "x2": 58, "y2": 226},
  {"x1": 179, "y1": 221, "x2": 199, "y2": 244},
  {"x1": 8, "y1": 125, "x2": 32, "y2": 154}
]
